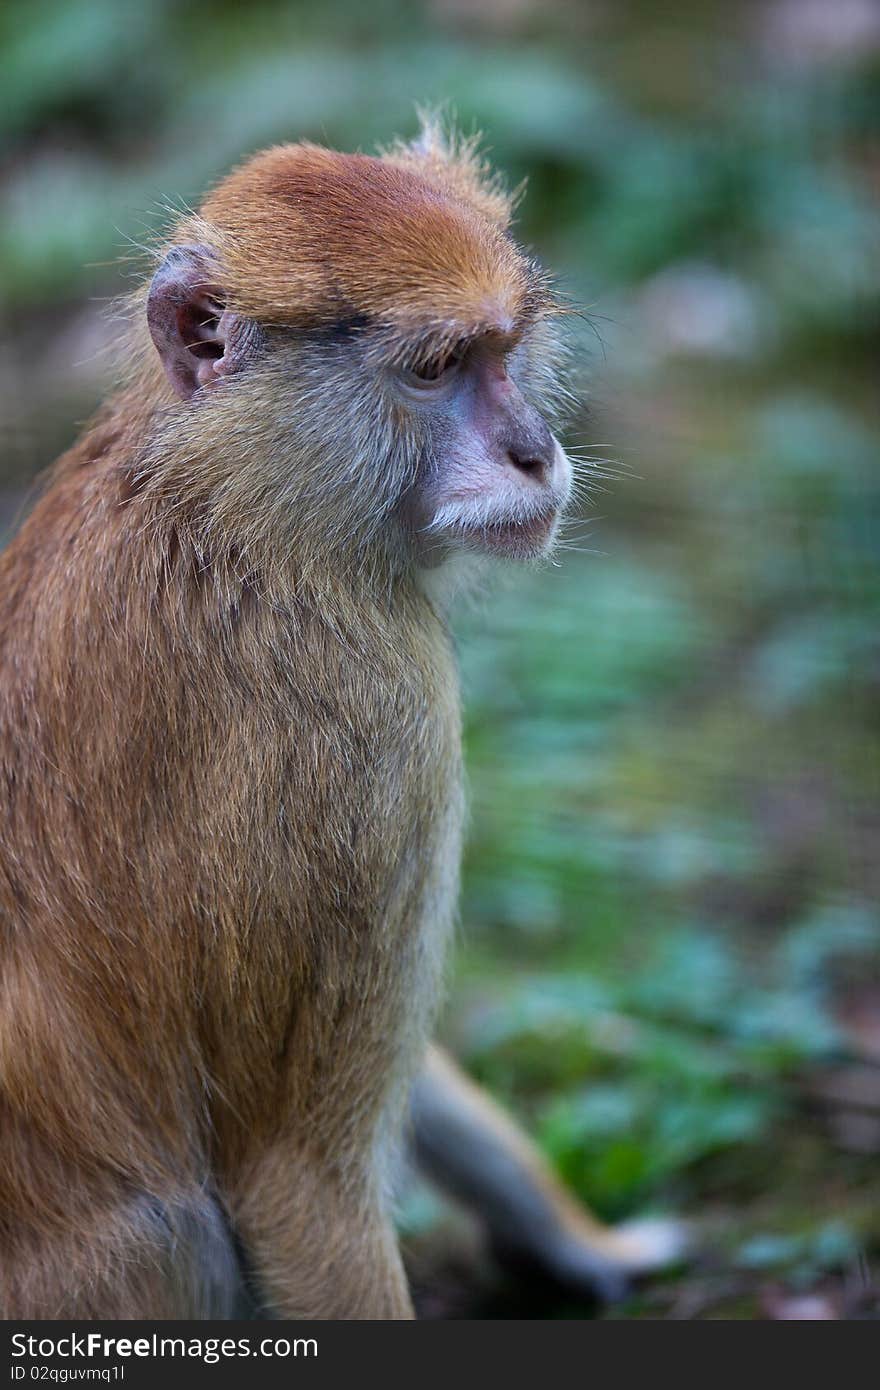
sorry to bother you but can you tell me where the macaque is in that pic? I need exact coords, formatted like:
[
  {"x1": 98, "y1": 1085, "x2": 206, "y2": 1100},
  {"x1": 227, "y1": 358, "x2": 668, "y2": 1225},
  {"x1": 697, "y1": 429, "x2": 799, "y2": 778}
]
[{"x1": 0, "y1": 123, "x2": 670, "y2": 1320}]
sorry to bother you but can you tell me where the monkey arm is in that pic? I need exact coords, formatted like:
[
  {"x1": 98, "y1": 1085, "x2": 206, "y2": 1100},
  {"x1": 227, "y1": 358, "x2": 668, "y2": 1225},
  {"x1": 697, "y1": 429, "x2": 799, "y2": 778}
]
[{"x1": 410, "y1": 1044, "x2": 687, "y2": 1302}]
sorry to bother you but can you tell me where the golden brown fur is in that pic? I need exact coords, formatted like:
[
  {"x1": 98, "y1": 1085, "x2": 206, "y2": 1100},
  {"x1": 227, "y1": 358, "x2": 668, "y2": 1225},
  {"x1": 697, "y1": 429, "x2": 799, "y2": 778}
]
[
  {"x1": 0, "y1": 434, "x2": 460, "y2": 1314},
  {"x1": 0, "y1": 124, "x2": 568, "y2": 1318}
]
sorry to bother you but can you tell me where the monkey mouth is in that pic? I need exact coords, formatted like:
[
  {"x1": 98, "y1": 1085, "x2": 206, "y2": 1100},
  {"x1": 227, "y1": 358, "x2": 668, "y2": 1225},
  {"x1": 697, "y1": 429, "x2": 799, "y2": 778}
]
[
  {"x1": 418, "y1": 488, "x2": 566, "y2": 563},
  {"x1": 456, "y1": 505, "x2": 560, "y2": 557}
]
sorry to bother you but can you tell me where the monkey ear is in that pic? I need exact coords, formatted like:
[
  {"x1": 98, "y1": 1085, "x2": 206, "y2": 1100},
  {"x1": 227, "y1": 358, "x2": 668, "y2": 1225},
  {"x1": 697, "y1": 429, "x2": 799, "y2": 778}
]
[{"x1": 146, "y1": 243, "x2": 257, "y2": 401}]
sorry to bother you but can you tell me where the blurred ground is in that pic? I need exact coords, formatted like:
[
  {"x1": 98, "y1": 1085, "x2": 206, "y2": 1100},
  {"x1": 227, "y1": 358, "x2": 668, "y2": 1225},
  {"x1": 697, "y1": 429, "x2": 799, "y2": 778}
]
[{"x1": 1, "y1": 0, "x2": 879, "y2": 1318}]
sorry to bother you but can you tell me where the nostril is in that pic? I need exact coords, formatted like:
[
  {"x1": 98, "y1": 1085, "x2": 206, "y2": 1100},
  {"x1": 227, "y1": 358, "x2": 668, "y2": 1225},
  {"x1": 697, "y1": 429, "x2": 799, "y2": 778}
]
[{"x1": 507, "y1": 448, "x2": 549, "y2": 479}]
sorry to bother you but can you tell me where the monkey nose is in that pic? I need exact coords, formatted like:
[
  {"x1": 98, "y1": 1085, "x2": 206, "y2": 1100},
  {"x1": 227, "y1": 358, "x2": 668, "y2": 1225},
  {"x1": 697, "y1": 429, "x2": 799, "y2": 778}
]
[{"x1": 503, "y1": 417, "x2": 557, "y2": 483}]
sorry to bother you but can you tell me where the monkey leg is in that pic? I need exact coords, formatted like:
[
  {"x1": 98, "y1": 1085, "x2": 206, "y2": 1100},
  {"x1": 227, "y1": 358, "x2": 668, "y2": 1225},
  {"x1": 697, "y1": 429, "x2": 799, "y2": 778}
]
[
  {"x1": 410, "y1": 1045, "x2": 687, "y2": 1302},
  {"x1": 0, "y1": 1189, "x2": 246, "y2": 1320},
  {"x1": 229, "y1": 1143, "x2": 413, "y2": 1320}
]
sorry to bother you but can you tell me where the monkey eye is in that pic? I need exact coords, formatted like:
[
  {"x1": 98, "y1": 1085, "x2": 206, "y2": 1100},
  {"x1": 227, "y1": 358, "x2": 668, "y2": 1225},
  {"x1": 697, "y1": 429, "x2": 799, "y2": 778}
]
[{"x1": 400, "y1": 344, "x2": 465, "y2": 392}]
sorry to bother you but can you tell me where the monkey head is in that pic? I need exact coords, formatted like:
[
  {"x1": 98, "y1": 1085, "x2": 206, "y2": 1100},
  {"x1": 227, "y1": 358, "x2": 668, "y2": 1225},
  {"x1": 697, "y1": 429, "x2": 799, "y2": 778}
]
[{"x1": 144, "y1": 124, "x2": 574, "y2": 577}]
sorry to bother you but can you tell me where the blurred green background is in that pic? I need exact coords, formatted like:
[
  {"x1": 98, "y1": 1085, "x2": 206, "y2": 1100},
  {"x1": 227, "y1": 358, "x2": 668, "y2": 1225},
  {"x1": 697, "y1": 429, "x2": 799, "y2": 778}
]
[{"x1": 1, "y1": 0, "x2": 879, "y2": 1319}]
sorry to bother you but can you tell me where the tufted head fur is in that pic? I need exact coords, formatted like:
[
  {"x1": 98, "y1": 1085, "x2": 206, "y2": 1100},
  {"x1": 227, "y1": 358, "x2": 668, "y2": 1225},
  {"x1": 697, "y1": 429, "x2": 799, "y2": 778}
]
[{"x1": 195, "y1": 139, "x2": 546, "y2": 363}]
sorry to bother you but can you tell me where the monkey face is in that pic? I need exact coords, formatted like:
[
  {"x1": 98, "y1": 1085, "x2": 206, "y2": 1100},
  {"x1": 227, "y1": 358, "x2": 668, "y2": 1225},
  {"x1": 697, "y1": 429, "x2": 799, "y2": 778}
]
[{"x1": 392, "y1": 327, "x2": 573, "y2": 564}]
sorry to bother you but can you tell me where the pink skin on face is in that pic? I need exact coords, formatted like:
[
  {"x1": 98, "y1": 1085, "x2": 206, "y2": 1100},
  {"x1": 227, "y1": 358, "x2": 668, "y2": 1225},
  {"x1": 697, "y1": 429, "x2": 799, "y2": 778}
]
[{"x1": 408, "y1": 337, "x2": 571, "y2": 562}]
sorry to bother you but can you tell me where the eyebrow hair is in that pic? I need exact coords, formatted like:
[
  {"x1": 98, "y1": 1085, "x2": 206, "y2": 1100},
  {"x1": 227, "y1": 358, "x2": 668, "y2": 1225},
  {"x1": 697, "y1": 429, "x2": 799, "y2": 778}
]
[
  {"x1": 293, "y1": 284, "x2": 559, "y2": 366},
  {"x1": 326, "y1": 312, "x2": 373, "y2": 341},
  {"x1": 401, "y1": 305, "x2": 549, "y2": 364}
]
